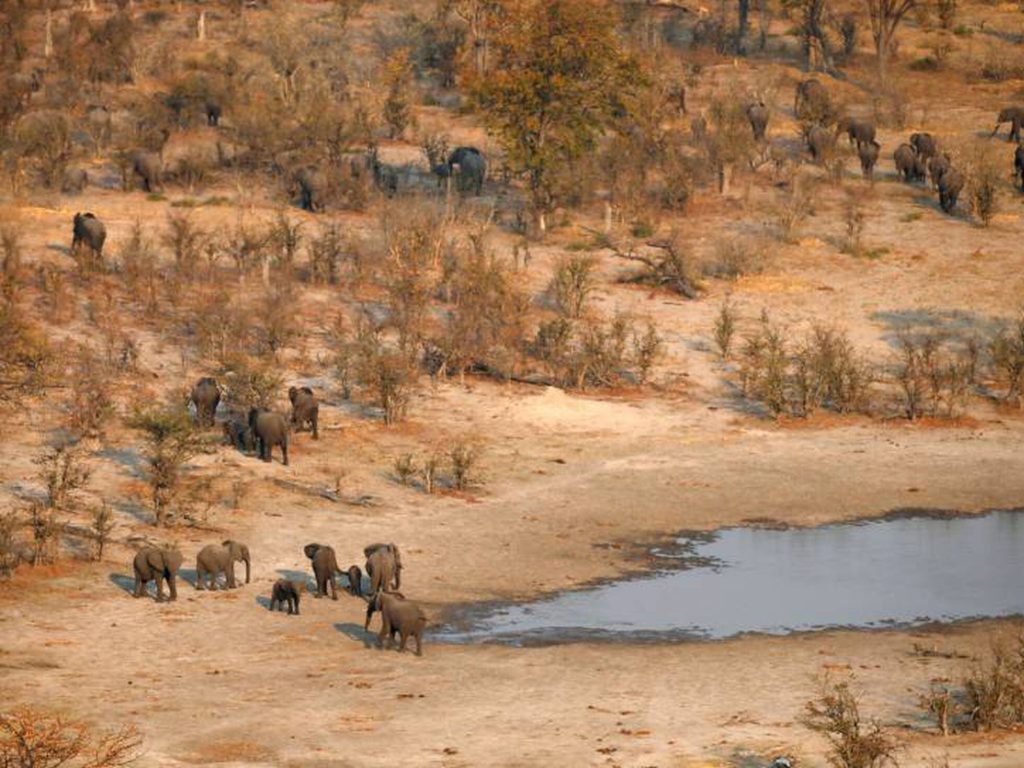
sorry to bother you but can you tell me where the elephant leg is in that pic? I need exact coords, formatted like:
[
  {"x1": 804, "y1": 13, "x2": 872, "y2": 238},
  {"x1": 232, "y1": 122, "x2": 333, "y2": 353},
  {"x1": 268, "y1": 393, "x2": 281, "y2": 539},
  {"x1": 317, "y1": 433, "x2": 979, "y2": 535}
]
[
  {"x1": 399, "y1": 630, "x2": 408, "y2": 652},
  {"x1": 167, "y1": 574, "x2": 177, "y2": 601},
  {"x1": 196, "y1": 565, "x2": 205, "y2": 590},
  {"x1": 378, "y1": 618, "x2": 390, "y2": 649},
  {"x1": 312, "y1": 417, "x2": 318, "y2": 440},
  {"x1": 133, "y1": 574, "x2": 144, "y2": 597},
  {"x1": 414, "y1": 631, "x2": 422, "y2": 656},
  {"x1": 155, "y1": 576, "x2": 165, "y2": 602},
  {"x1": 364, "y1": 601, "x2": 374, "y2": 631},
  {"x1": 281, "y1": 439, "x2": 289, "y2": 466},
  {"x1": 227, "y1": 563, "x2": 236, "y2": 589}
]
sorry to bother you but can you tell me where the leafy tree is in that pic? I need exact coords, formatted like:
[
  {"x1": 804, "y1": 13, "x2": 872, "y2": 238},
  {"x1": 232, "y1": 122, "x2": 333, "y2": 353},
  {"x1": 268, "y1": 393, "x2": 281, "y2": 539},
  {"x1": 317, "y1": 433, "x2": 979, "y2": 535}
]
[{"x1": 469, "y1": 0, "x2": 642, "y2": 236}]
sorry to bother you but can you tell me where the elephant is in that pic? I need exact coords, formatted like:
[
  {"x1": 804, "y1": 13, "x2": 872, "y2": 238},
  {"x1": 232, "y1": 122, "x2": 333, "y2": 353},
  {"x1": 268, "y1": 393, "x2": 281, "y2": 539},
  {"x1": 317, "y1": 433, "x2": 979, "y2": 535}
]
[
  {"x1": 195, "y1": 540, "x2": 250, "y2": 590},
  {"x1": 304, "y1": 543, "x2": 343, "y2": 599},
  {"x1": 836, "y1": 116, "x2": 876, "y2": 147},
  {"x1": 993, "y1": 106, "x2": 1024, "y2": 143},
  {"x1": 745, "y1": 102, "x2": 769, "y2": 142},
  {"x1": 270, "y1": 579, "x2": 301, "y2": 614},
  {"x1": 367, "y1": 591, "x2": 427, "y2": 655},
  {"x1": 364, "y1": 542, "x2": 402, "y2": 600},
  {"x1": 794, "y1": 78, "x2": 833, "y2": 124},
  {"x1": 909, "y1": 132, "x2": 937, "y2": 160},
  {"x1": 71, "y1": 212, "x2": 106, "y2": 263},
  {"x1": 369, "y1": 148, "x2": 399, "y2": 197},
  {"x1": 288, "y1": 386, "x2": 319, "y2": 439},
  {"x1": 248, "y1": 408, "x2": 289, "y2": 465},
  {"x1": 447, "y1": 146, "x2": 486, "y2": 195},
  {"x1": 61, "y1": 167, "x2": 88, "y2": 194},
  {"x1": 347, "y1": 565, "x2": 363, "y2": 597},
  {"x1": 894, "y1": 143, "x2": 926, "y2": 182},
  {"x1": 431, "y1": 162, "x2": 452, "y2": 189},
  {"x1": 190, "y1": 377, "x2": 220, "y2": 428},
  {"x1": 132, "y1": 547, "x2": 183, "y2": 602},
  {"x1": 205, "y1": 101, "x2": 222, "y2": 127},
  {"x1": 928, "y1": 153, "x2": 951, "y2": 190},
  {"x1": 805, "y1": 124, "x2": 835, "y2": 163},
  {"x1": 1015, "y1": 145, "x2": 1024, "y2": 191},
  {"x1": 858, "y1": 140, "x2": 880, "y2": 180},
  {"x1": 223, "y1": 413, "x2": 254, "y2": 453},
  {"x1": 938, "y1": 167, "x2": 964, "y2": 214},
  {"x1": 295, "y1": 166, "x2": 328, "y2": 212},
  {"x1": 132, "y1": 150, "x2": 163, "y2": 192}
]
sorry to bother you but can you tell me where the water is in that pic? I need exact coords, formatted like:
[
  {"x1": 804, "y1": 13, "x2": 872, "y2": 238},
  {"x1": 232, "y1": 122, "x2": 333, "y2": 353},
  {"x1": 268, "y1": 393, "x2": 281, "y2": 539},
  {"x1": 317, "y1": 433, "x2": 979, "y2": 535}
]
[{"x1": 435, "y1": 509, "x2": 1024, "y2": 645}]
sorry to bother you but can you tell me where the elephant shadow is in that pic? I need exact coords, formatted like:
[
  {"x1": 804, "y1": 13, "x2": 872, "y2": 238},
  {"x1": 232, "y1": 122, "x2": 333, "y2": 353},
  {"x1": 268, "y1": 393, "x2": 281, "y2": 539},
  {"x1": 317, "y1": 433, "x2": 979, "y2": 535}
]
[
  {"x1": 255, "y1": 595, "x2": 272, "y2": 610},
  {"x1": 178, "y1": 568, "x2": 198, "y2": 588},
  {"x1": 333, "y1": 622, "x2": 375, "y2": 649},
  {"x1": 108, "y1": 572, "x2": 135, "y2": 595}
]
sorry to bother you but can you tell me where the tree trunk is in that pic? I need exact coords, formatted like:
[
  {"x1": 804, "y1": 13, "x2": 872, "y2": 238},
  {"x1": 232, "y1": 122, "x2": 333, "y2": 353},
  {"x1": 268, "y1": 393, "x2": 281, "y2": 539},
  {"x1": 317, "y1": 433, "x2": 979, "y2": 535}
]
[
  {"x1": 737, "y1": 0, "x2": 750, "y2": 53},
  {"x1": 197, "y1": 10, "x2": 206, "y2": 40},
  {"x1": 44, "y1": 9, "x2": 53, "y2": 57},
  {"x1": 758, "y1": 0, "x2": 769, "y2": 50}
]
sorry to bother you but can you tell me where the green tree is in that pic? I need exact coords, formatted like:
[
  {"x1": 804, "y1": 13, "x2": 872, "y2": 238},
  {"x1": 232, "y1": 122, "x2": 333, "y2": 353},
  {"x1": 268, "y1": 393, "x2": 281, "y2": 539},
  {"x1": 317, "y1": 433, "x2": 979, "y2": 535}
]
[{"x1": 469, "y1": 0, "x2": 641, "y2": 236}]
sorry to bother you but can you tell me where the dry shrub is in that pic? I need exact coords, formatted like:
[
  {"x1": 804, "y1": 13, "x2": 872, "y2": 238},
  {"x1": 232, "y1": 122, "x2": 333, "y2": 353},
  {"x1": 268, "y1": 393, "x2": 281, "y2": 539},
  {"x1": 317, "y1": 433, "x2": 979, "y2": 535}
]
[
  {"x1": 129, "y1": 405, "x2": 202, "y2": 527},
  {"x1": 393, "y1": 453, "x2": 416, "y2": 485},
  {"x1": 0, "y1": 298, "x2": 54, "y2": 402},
  {"x1": 962, "y1": 637, "x2": 1024, "y2": 730},
  {"x1": 0, "y1": 706, "x2": 142, "y2": 767},
  {"x1": 117, "y1": 222, "x2": 160, "y2": 314},
  {"x1": 551, "y1": 254, "x2": 597, "y2": 319},
  {"x1": 952, "y1": 140, "x2": 1002, "y2": 225},
  {"x1": 713, "y1": 300, "x2": 738, "y2": 359},
  {"x1": 703, "y1": 237, "x2": 768, "y2": 279},
  {"x1": 163, "y1": 210, "x2": 206, "y2": 274},
  {"x1": 222, "y1": 357, "x2": 283, "y2": 411},
  {"x1": 36, "y1": 442, "x2": 90, "y2": 511},
  {"x1": 90, "y1": 504, "x2": 114, "y2": 561},
  {"x1": 449, "y1": 441, "x2": 480, "y2": 491},
  {"x1": 337, "y1": 320, "x2": 418, "y2": 426},
  {"x1": 14, "y1": 110, "x2": 71, "y2": 188},
  {"x1": 66, "y1": 349, "x2": 115, "y2": 440},
  {"x1": 803, "y1": 676, "x2": 900, "y2": 768},
  {"x1": 774, "y1": 170, "x2": 818, "y2": 243},
  {"x1": 990, "y1": 311, "x2": 1024, "y2": 406},
  {"x1": 894, "y1": 332, "x2": 973, "y2": 420},
  {"x1": 0, "y1": 510, "x2": 21, "y2": 578},
  {"x1": 188, "y1": 288, "x2": 249, "y2": 367}
]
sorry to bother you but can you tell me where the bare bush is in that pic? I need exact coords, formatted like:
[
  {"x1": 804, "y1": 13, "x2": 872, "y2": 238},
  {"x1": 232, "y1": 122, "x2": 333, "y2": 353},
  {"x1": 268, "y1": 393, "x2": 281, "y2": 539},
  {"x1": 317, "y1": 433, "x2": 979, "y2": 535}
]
[
  {"x1": 963, "y1": 636, "x2": 1024, "y2": 731},
  {"x1": 991, "y1": 312, "x2": 1024, "y2": 406},
  {"x1": 714, "y1": 301, "x2": 738, "y2": 359},
  {"x1": 36, "y1": 443, "x2": 90, "y2": 511},
  {"x1": 894, "y1": 332, "x2": 973, "y2": 419},
  {"x1": 129, "y1": 405, "x2": 202, "y2": 526},
  {"x1": 29, "y1": 502, "x2": 64, "y2": 566},
  {"x1": 803, "y1": 676, "x2": 900, "y2": 768},
  {"x1": 66, "y1": 350, "x2": 115, "y2": 440},
  {"x1": 90, "y1": 503, "x2": 114, "y2": 561},
  {"x1": 15, "y1": 110, "x2": 71, "y2": 188},
  {"x1": 163, "y1": 211, "x2": 206, "y2": 274},
  {"x1": 345, "y1": 322, "x2": 418, "y2": 426},
  {"x1": 0, "y1": 510, "x2": 20, "y2": 578},
  {"x1": 449, "y1": 441, "x2": 480, "y2": 491},
  {"x1": 551, "y1": 255, "x2": 597, "y2": 319},
  {"x1": 0, "y1": 706, "x2": 142, "y2": 768},
  {"x1": 393, "y1": 453, "x2": 416, "y2": 485},
  {"x1": 774, "y1": 170, "x2": 818, "y2": 242},
  {"x1": 0, "y1": 298, "x2": 55, "y2": 402},
  {"x1": 222, "y1": 357, "x2": 283, "y2": 411}
]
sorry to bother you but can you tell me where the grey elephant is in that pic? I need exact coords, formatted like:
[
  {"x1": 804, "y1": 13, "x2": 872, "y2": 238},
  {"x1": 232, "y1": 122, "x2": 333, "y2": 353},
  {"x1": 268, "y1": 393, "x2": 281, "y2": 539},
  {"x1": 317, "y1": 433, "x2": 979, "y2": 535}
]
[
  {"x1": 1015, "y1": 145, "x2": 1024, "y2": 191},
  {"x1": 894, "y1": 143, "x2": 926, "y2": 182},
  {"x1": 993, "y1": 106, "x2": 1024, "y2": 142},
  {"x1": 205, "y1": 101, "x2": 222, "y2": 127},
  {"x1": 295, "y1": 166, "x2": 328, "y2": 212},
  {"x1": 794, "y1": 78, "x2": 833, "y2": 124},
  {"x1": 746, "y1": 102, "x2": 769, "y2": 142},
  {"x1": 61, "y1": 167, "x2": 88, "y2": 194},
  {"x1": 364, "y1": 542, "x2": 402, "y2": 599},
  {"x1": 71, "y1": 212, "x2": 106, "y2": 263},
  {"x1": 858, "y1": 140, "x2": 880, "y2": 180},
  {"x1": 132, "y1": 150, "x2": 163, "y2": 192},
  {"x1": 928, "y1": 153, "x2": 951, "y2": 190},
  {"x1": 366, "y1": 591, "x2": 427, "y2": 655},
  {"x1": 447, "y1": 146, "x2": 486, "y2": 195},
  {"x1": 836, "y1": 116, "x2": 875, "y2": 147},
  {"x1": 304, "y1": 543, "x2": 343, "y2": 599},
  {"x1": 369, "y1": 148, "x2": 399, "y2": 197},
  {"x1": 346, "y1": 564, "x2": 363, "y2": 597},
  {"x1": 938, "y1": 167, "x2": 964, "y2": 214},
  {"x1": 270, "y1": 579, "x2": 301, "y2": 614},
  {"x1": 806, "y1": 124, "x2": 834, "y2": 163},
  {"x1": 909, "y1": 132, "x2": 937, "y2": 160},
  {"x1": 223, "y1": 413, "x2": 254, "y2": 453},
  {"x1": 248, "y1": 408, "x2": 289, "y2": 465},
  {"x1": 195, "y1": 539, "x2": 250, "y2": 590},
  {"x1": 288, "y1": 386, "x2": 319, "y2": 439},
  {"x1": 190, "y1": 377, "x2": 220, "y2": 428},
  {"x1": 132, "y1": 547, "x2": 183, "y2": 602}
]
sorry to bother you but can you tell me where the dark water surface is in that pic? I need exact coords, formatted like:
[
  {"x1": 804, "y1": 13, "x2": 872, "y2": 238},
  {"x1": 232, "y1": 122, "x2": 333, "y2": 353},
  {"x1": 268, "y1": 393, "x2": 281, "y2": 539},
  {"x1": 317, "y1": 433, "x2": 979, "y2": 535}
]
[{"x1": 434, "y1": 509, "x2": 1024, "y2": 645}]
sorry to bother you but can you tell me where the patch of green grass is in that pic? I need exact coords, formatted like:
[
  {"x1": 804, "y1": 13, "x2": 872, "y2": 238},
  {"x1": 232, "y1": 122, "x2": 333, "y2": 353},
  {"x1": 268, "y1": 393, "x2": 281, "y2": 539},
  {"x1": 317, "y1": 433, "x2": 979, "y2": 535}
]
[
  {"x1": 170, "y1": 197, "x2": 198, "y2": 208},
  {"x1": 146, "y1": 193, "x2": 167, "y2": 202},
  {"x1": 953, "y1": 24, "x2": 973, "y2": 36},
  {"x1": 900, "y1": 211, "x2": 923, "y2": 223},
  {"x1": 631, "y1": 221, "x2": 655, "y2": 238},
  {"x1": 862, "y1": 246, "x2": 890, "y2": 260}
]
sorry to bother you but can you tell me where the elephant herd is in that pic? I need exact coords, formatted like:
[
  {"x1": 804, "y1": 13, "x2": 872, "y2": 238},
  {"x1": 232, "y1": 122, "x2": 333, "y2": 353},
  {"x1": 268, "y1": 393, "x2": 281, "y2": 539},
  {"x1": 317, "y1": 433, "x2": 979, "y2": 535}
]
[
  {"x1": 132, "y1": 540, "x2": 426, "y2": 655},
  {"x1": 189, "y1": 377, "x2": 320, "y2": 466},
  {"x1": 738, "y1": 77, "x2": 1024, "y2": 216}
]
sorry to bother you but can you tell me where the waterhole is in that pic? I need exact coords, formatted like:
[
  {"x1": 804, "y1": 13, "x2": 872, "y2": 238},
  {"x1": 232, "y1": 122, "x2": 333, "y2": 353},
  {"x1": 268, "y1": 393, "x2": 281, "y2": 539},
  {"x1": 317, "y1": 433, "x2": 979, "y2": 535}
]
[{"x1": 435, "y1": 508, "x2": 1024, "y2": 645}]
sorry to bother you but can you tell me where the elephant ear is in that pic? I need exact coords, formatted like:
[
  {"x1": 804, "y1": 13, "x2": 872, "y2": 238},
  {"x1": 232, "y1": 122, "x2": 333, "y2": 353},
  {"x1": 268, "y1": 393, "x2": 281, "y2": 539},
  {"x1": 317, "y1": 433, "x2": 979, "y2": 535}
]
[
  {"x1": 145, "y1": 549, "x2": 164, "y2": 571},
  {"x1": 165, "y1": 550, "x2": 183, "y2": 572}
]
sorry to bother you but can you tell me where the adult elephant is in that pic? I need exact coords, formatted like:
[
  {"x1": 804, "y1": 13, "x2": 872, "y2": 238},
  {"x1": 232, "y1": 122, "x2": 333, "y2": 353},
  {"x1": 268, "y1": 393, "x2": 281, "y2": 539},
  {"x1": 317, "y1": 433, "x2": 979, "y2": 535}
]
[
  {"x1": 746, "y1": 101, "x2": 769, "y2": 142},
  {"x1": 1015, "y1": 145, "x2": 1024, "y2": 191},
  {"x1": 894, "y1": 143, "x2": 926, "y2": 182},
  {"x1": 248, "y1": 408, "x2": 289, "y2": 465},
  {"x1": 993, "y1": 106, "x2": 1024, "y2": 143},
  {"x1": 795, "y1": 78, "x2": 833, "y2": 124},
  {"x1": 71, "y1": 212, "x2": 106, "y2": 264},
  {"x1": 61, "y1": 167, "x2": 88, "y2": 194},
  {"x1": 195, "y1": 540, "x2": 250, "y2": 589},
  {"x1": 132, "y1": 150, "x2": 163, "y2": 192},
  {"x1": 858, "y1": 140, "x2": 880, "y2": 180},
  {"x1": 806, "y1": 124, "x2": 834, "y2": 163},
  {"x1": 837, "y1": 116, "x2": 876, "y2": 147},
  {"x1": 190, "y1": 377, "x2": 220, "y2": 428},
  {"x1": 364, "y1": 542, "x2": 402, "y2": 597},
  {"x1": 288, "y1": 386, "x2": 319, "y2": 439},
  {"x1": 447, "y1": 146, "x2": 486, "y2": 195},
  {"x1": 909, "y1": 132, "x2": 937, "y2": 161},
  {"x1": 132, "y1": 547, "x2": 183, "y2": 602},
  {"x1": 294, "y1": 166, "x2": 328, "y2": 212},
  {"x1": 938, "y1": 168, "x2": 964, "y2": 214},
  {"x1": 928, "y1": 154, "x2": 951, "y2": 190},
  {"x1": 304, "y1": 543, "x2": 343, "y2": 599}
]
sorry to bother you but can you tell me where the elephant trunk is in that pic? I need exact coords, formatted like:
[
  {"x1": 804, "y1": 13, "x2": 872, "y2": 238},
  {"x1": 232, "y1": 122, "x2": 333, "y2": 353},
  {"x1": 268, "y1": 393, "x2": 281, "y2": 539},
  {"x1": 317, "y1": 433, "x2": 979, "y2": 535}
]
[{"x1": 243, "y1": 555, "x2": 251, "y2": 584}]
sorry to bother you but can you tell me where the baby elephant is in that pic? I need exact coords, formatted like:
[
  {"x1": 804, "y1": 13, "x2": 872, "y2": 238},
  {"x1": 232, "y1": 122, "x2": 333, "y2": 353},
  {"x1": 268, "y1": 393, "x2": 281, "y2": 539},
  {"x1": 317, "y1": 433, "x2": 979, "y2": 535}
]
[
  {"x1": 347, "y1": 565, "x2": 363, "y2": 597},
  {"x1": 195, "y1": 540, "x2": 250, "y2": 590},
  {"x1": 270, "y1": 579, "x2": 302, "y2": 615},
  {"x1": 288, "y1": 386, "x2": 319, "y2": 439},
  {"x1": 369, "y1": 591, "x2": 427, "y2": 656}
]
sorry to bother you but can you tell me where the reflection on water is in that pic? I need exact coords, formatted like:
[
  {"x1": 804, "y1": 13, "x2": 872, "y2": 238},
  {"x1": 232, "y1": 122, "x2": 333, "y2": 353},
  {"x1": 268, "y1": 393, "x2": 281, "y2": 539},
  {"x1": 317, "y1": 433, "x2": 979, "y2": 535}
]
[{"x1": 435, "y1": 509, "x2": 1024, "y2": 645}]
